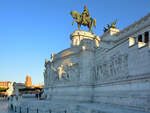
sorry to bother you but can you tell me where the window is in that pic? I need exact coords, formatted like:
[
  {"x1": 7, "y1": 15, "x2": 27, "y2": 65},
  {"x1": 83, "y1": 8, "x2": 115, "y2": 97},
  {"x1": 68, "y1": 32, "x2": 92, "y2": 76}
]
[
  {"x1": 144, "y1": 32, "x2": 149, "y2": 43},
  {"x1": 138, "y1": 34, "x2": 146, "y2": 48},
  {"x1": 138, "y1": 35, "x2": 142, "y2": 42}
]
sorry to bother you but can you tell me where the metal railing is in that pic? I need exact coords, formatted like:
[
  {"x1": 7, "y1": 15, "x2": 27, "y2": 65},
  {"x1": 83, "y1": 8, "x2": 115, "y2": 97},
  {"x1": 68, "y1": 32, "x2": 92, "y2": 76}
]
[{"x1": 11, "y1": 106, "x2": 67, "y2": 113}]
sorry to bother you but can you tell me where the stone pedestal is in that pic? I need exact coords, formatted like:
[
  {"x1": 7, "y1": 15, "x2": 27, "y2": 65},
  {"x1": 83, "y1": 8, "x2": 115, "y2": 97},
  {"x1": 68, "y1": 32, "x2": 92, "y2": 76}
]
[
  {"x1": 70, "y1": 30, "x2": 100, "y2": 47},
  {"x1": 70, "y1": 31, "x2": 100, "y2": 83},
  {"x1": 101, "y1": 28, "x2": 120, "y2": 40},
  {"x1": 100, "y1": 28, "x2": 120, "y2": 49}
]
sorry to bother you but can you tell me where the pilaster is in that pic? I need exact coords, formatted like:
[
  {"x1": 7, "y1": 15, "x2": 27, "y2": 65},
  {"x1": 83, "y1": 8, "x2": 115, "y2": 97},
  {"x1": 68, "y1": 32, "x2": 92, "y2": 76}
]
[
  {"x1": 135, "y1": 37, "x2": 138, "y2": 44},
  {"x1": 142, "y1": 34, "x2": 145, "y2": 42}
]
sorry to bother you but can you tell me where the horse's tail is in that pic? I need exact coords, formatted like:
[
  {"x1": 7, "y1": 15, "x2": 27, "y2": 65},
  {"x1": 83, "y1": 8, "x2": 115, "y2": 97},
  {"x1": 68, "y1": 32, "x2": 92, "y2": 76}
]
[{"x1": 93, "y1": 19, "x2": 96, "y2": 28}]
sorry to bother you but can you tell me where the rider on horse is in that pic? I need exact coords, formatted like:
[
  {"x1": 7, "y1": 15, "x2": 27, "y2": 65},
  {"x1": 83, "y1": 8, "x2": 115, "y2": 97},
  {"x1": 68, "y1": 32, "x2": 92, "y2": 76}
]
[
  {"x1": 70, "y1": 5, "x2": 96, "y2": 33},
  {"x1": 81, "y1": 5, "x2": 90, "y2": 25}
]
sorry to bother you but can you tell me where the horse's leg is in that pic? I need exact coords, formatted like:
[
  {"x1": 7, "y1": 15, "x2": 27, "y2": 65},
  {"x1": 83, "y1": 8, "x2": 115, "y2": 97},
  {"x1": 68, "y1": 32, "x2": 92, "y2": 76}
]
[
  {"x1": 78, "y1": 24, "x2": 80, "y2": 30},
  {"x1": 88, "y1": 26, "x2": 90, "y2": 32},
  {"x1": 91, "y1": 28, "x2": 93, "y2": 33},
  {"x1": 90, "y1": 22, "x2": 93, "y2": 33},
  {"x1": 87, "y1": 22, "x2": 90, "y2": 32},
  {"x1": 88, "y1": 23, "x2": 92, "y2": 33},
  {"x1": 88, "y1": 20, "x2": 92, "y2": 33}
]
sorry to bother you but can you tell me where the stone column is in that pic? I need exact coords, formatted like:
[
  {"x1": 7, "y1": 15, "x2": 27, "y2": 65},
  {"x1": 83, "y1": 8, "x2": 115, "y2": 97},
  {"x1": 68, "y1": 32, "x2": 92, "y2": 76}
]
[
  {"x1": 135, "y1": 37, "x2": 138, "y2": 44},
  {"x1": 142, "y1": 34, "x2": 146, "y2": 47},
  {"x1": 142, "y1": 34, "x2": 145, "y2": 42}
]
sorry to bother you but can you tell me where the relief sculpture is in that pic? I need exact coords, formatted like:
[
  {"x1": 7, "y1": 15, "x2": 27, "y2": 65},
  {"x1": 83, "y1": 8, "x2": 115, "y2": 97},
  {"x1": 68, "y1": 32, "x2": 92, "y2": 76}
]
[
  {"x1": 95, "y1": 54, "x2": 128, "y2": 81},
  {"x1": 46, "y1": 62, "x2": 80, "y2": 82}
]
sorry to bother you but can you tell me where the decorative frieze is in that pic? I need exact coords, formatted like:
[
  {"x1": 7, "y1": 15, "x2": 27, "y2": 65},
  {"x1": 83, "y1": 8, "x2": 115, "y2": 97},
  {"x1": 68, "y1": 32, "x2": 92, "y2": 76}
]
[{"x1": 94, "y1": 54, "x2": 128, "y2": 81}]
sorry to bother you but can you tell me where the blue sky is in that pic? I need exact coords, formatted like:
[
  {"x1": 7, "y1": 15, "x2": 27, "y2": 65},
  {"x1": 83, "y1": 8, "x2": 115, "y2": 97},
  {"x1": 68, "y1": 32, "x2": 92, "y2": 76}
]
[{"x1": 0, "y1": 0, "x2": 150, "y2": 84}]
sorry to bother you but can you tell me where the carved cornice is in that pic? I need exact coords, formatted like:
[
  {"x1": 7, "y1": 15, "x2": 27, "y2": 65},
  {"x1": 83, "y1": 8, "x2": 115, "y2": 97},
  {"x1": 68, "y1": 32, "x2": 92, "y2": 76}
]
[
  {"x1": 117, "y1": 13, "x2": 150, "y2": 36},
  {"x1": 116, "y1": 13, "x2": 150, "y2": 41}
]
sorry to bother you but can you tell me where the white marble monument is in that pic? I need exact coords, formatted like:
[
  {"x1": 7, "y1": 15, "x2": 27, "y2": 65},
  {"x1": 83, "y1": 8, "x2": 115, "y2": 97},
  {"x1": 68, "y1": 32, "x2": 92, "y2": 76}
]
[
  {"x1": 43, "y1": 13, "x2": 150, "y2": 113},
  {"x1": 11, "y1": 13, "x2": 150, "y2": 113}
]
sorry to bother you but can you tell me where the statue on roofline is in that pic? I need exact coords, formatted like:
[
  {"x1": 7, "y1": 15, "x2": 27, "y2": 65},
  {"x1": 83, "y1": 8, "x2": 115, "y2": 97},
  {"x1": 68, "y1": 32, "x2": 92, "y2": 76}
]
[
  {"x1": 50, "y1": 53, "x2": 55, "y2": 63},
  {"x1": 70, "y1": 5, "x2": 96, "y2": 33},
  {"x1": 104, "y1": 20, "x2": 117, "y2": 32}
]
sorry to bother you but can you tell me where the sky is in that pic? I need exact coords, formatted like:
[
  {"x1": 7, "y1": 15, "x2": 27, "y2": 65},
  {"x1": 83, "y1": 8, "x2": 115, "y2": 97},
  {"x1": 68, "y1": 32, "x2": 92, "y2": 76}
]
[{"x1": 0, "y1": 0, "x2": 150, "y2": 84}]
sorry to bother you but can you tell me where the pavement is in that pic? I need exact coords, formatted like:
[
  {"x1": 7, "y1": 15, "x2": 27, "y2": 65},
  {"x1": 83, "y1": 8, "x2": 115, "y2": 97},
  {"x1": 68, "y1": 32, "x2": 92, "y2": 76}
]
[{"x1": 0, "y1": 100, "x2": 15, "y2": 113}]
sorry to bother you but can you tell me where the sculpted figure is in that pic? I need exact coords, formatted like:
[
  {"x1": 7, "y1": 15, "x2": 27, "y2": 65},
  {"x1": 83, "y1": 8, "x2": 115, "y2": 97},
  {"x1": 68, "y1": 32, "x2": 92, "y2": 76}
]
[
  {"x1": 81, "y1": 5, "x2": 90, "y2": 25},
  {"x1": 50, "y1": 53, "x2": 55, "y2": 63},
  {"x1": 50, "y1": 64, "x2": 58, "y2": 81},
  {"x1": 57, "y1": 65, "x2": 66, "y2": 80},
  {"x1": 110, "y1": 20, "x2": 117, "y2": 29},
  {"x1": 104, "y1": 20, "x2": 117, "y2": 32},
  {"x1": 70, "y1": 5, "x2": 96, "y2": 33},
  {"x1": 104, "y1": 26, "x2": 108, "y2": 32},
  {"x1": 7, "y1": 82, "x2": 14, "y2": 97}
]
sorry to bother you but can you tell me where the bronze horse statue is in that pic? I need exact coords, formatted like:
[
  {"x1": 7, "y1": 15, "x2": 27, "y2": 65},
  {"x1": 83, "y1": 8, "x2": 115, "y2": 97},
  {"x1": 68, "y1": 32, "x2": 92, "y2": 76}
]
[
  {"x1": 70, "y1": 11, "x2": 96, "y2": 33},
  {"x1": 104, "y1": 20, "x2": 117, "y2": 32}
]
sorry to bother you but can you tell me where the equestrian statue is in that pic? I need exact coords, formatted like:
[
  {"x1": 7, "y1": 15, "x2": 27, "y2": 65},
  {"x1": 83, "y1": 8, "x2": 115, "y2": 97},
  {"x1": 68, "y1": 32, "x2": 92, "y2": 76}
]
[{"x1": 70, "y1": 5, "x2": 96, "y2": 33}]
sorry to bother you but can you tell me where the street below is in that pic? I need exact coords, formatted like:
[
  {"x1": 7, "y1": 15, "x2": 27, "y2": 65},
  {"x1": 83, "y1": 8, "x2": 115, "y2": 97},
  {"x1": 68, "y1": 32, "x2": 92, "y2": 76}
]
[{"x1": 0, "y1": 99, "x2": 15, "y2": 113}]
